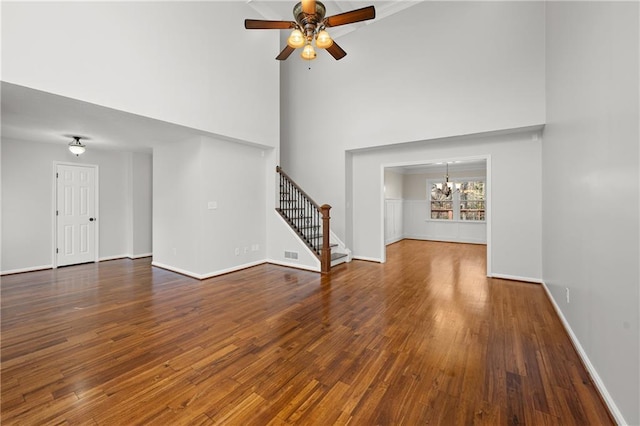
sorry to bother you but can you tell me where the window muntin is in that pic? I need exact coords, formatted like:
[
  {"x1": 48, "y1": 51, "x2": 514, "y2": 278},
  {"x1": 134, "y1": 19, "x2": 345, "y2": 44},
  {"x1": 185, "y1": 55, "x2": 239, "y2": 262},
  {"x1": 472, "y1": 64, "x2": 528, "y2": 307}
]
[
  {"x1": 459, "y1": 181, "x2": 485, "y2": 221},
  {"x1": 428, "y1": 179, "x2": 485, "y2": 221},
  {"x1": 430, "y1": 184, "x2": 453, "y2": 220}
]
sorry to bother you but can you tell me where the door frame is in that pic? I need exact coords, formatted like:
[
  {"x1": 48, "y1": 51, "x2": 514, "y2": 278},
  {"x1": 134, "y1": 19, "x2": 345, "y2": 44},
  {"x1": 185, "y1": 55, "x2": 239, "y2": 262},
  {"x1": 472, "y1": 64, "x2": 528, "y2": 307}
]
[
  {"x1": 379, "y1": 154, "x2": 492, "y2": 277},
  {"x1": 52, "y1": 161, "x2": 100, "y2": 268}
]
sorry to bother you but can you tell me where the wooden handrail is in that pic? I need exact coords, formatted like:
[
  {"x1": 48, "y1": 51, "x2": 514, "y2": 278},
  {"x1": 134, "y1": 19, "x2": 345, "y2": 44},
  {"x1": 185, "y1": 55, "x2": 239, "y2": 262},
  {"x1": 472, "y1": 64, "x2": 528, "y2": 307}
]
[{"x1": 276, "y1": 166, "x2": 321, "y2": 210}]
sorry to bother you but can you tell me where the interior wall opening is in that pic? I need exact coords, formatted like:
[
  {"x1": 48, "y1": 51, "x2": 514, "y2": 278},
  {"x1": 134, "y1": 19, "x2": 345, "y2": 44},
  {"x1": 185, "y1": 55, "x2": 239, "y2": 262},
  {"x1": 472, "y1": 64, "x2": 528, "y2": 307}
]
[{"x1": 382, "y1": 157, "x2": 490, "y2": 275}]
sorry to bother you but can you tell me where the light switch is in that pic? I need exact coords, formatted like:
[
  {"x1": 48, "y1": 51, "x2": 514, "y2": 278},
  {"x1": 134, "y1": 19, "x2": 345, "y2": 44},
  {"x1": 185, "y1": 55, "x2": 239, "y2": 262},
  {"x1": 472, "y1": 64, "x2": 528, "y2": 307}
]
[{"x1": 207, "y1": 201, "x2": 218, "y2": 210}]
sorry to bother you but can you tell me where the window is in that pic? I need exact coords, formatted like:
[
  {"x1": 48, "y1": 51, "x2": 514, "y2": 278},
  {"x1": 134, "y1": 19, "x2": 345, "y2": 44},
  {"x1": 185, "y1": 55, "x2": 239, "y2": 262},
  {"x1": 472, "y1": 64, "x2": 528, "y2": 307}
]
[
  {"x1": 459, "y1": 181, "x2": 485, "y2": 221},
  {"x1": 430, "y1": 185, "x2": 453, "y2": 220},
  {"x1": 429, "y1": 179, "x2": 485, "y2": 221}
]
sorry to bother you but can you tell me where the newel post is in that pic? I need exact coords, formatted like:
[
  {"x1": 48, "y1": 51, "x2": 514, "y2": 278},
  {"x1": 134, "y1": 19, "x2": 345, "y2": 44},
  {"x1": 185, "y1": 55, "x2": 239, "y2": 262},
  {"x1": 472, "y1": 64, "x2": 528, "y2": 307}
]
[{"x1": 320, "y1": 204, "x2": 332, "y2": 274}]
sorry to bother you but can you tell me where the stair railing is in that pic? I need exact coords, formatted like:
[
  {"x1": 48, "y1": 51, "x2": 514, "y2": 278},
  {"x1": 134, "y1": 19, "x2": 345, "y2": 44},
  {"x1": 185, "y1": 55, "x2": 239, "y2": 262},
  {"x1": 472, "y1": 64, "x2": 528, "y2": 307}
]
[{"x1": 276, "y1": 166, "x2": 331, "y2": 274}]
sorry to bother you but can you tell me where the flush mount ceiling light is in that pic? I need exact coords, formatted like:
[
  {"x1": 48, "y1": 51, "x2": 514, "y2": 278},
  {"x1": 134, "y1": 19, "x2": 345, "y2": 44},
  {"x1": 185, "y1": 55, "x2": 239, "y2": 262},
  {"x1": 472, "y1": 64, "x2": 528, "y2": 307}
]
[
  {"x1": 68, "y1": 136, "x2": 86, "y2": 156},
  {"x1": 244, "y1": 0, "x2": 375, "y2": 61}
]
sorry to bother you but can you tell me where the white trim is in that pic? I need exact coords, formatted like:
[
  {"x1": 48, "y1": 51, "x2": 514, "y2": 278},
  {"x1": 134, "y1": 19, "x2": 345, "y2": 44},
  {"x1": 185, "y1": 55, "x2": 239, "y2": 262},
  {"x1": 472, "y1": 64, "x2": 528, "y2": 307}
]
[
  {"x1": 53, "y1": 162, "x2": 100, "y2": 268},
  {"x1": 385, "y1": 236, "x2": 403, "y2": 246},
  {"x1": 151, "y1": 260, "x2": 266, "y2": 280},
  {"x1": 380, "y1": 164, "x2": 386, "y2": 263},
  {"x1": 2, "y1": 254, "x2": 152, "y2": 275},
  {"x1": 424, "y1": 219, "x2": 487, "y2": 224},
  {"x1": 426, "y1": 175, "x2": 486, "y2": 222},
  {"x1": 266, "y1": 259, "x2": 320, "y2": 273},
  {"x1": 352, "y1": 255, "x2": 383, "y2": 263},
  {"x1": 404, "y1": 235, "x2": 486, "y2": 245},
  {"x1": 490, "y1": 273, "x2": 542, "y2": 284},
  {"x1": 541, "y1": 282, "x2": 627, "y2": 425},
  {"x1": 99, "y1": 255, "x2": 128, "y2": 262},
  {"x1": 129, "y1": 253, "x2": 152, "y2": 259},
  {"x1": 151, "y1": 262, "x2": 200, "y2": 279},
  {"x1": 1, "y1": 264, "x2": 54, "y2": 276},
  {"x1": 485, "y1": 155, "x2": 492, "y2": 277}
]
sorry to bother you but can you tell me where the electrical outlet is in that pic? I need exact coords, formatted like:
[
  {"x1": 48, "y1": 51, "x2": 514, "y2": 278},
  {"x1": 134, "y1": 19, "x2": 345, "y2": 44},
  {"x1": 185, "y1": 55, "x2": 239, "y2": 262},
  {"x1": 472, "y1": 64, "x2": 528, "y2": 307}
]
[
  {"x1": 235, "y1": 248, "x2": 240, "y2": 256},
  {"x1": 565, "y1": 287, "x2": 570, "y2": 304},
  {"x1": 244, "y1": 247, "x2": 248, "y2": 254}
]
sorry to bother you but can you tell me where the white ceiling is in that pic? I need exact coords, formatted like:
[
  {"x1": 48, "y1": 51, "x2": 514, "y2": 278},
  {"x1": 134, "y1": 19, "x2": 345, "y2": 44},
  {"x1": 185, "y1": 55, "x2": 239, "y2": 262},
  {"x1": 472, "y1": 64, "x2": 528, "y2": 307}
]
[
  {"x1": 1, "y1": 1, "x2": 413, "y2": 153},
  {"x1": 1, "y1": 83, "x2": 207, "y2": 152}
]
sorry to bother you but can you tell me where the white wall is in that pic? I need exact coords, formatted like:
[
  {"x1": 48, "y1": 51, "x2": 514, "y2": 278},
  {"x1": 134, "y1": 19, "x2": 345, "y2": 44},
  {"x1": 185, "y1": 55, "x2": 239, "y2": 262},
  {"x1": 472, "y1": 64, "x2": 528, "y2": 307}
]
[
  {"x1": 350, "y1": 129, "x2": 542, "y2": 282},
  {"x1": 384, "y1": 170, "x2": 403, "y2": 200},
  {"x1": 1, "y1": 138, "x2": 151, "y2": 273},
  {"x1": 132, "y1": 153, "x2": 152, "y2": 256},
  {"x1": 153, "y1": 136, "x2": 269, "y2": 278},
  {"x1": 281, "y1": 1, "x2": 545, "y2": 241},
  {"x1": 1, "y1": 1, "x2": 279, "y2": 147},
  {"x1": 403, "y1": 168, "x2": 487, "y2": 200},
  {"x1": 401, "y1": 167, "x2": 487, "y2": 244},
  {"x1": 384, "y1": 200, "x2": 403, "y2": 245},
  {"x1": 384, "y1": 170, "x2": 404, "y2": 244},
  {"x1": 543, "y1": 2, "x2": 639, "y2": 424}
]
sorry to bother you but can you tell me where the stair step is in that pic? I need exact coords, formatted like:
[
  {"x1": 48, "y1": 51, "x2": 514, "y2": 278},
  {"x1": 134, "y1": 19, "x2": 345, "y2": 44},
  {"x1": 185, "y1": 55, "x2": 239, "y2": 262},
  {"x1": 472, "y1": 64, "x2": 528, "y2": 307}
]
[
  {"x1": 320, "y1": 243, "x2": 339, "y2": 250},
  {"x1": 331, "y1": 252, "x2": 347, "y2": 261}
]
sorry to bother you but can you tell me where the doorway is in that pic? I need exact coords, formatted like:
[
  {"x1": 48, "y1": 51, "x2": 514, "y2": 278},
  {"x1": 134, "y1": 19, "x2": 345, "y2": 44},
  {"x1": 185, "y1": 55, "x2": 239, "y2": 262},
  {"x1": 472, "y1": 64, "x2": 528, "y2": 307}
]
[
  {"x1": 54, "y1": 163, "x2": 99, "y2": 267},
  {"x1": 381, "y1": 156, "x2": 491, "y2": 276}
]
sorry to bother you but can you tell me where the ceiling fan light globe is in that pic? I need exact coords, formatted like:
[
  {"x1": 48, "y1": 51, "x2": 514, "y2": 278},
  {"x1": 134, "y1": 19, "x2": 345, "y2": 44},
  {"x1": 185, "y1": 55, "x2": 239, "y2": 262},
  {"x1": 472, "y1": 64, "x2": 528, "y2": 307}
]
[
  {"x1": 315, "y1": 30, "x2": 333, "y2": 49},
  {"x1": 68, "y1": 143, "x2": 86, "y2": 156},
  {"x1": 287, "y1": 29, "x2": 305, "y2": 48},
  {"x1": 301, "y1": 43, "x2": 317, "y2": 60}
]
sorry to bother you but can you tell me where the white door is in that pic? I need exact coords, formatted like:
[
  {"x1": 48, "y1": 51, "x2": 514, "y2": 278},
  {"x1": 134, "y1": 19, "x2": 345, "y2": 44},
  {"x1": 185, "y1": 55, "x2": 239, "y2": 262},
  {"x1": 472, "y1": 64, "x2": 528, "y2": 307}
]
[{"x1": 56, "y1": 164, "x2": 98, "y2": 266}]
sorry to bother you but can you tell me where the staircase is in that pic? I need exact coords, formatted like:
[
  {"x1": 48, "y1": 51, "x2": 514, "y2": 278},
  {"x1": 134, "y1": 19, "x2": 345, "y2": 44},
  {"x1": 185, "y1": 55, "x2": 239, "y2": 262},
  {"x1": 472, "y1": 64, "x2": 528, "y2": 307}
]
[{"x1": 276, "y1": 166, "x2": 349, "y2": 273}]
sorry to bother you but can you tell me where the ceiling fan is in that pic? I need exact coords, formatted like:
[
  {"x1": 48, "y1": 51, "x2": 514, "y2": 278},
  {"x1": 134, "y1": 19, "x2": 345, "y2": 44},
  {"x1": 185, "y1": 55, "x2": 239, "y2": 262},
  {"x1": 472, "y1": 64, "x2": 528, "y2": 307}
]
[{"x1": 244, "y1": 0, "x2": 375, "y2": 61}]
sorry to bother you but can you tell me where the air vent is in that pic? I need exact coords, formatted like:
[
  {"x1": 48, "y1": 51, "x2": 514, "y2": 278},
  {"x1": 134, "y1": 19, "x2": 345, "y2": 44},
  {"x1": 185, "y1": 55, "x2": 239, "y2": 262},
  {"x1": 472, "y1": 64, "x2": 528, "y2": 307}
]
[{"x1": 284, "y1": 251, "x2": 299, "y2": 260}]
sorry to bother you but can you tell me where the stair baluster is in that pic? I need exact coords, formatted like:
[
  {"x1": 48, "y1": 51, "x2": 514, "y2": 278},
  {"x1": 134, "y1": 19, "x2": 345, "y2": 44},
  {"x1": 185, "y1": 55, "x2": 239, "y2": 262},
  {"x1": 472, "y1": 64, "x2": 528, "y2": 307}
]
[{"x1": 276, "y1": 166, "x2": 332, "y2": 273}]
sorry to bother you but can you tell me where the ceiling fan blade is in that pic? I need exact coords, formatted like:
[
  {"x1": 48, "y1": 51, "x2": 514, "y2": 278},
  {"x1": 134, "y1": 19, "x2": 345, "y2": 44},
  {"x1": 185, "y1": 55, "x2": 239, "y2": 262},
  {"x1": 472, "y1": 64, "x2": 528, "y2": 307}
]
[
  {"x1": 326, "y1": 41, "x2": 347, "y2": 60},
  {"x1": 302, "y1": 0, "x2": 316, "y2": 15},
  {"x1": 325, "y1": 6, "x2": 376, "y2": 27},
  {"x1": 276, "y1": 45, "x2": 296, "y2": 61},
  {"x1": 244, "y1": 19, "x2": 295, "y2": 30}
]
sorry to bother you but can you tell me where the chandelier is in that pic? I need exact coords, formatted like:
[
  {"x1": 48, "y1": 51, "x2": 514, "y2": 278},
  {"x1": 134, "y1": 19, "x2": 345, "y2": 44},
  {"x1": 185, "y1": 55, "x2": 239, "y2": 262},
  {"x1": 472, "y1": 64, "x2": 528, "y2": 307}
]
[{"x1": 434, "y1": 163, "x2": 461, "y2": 197}]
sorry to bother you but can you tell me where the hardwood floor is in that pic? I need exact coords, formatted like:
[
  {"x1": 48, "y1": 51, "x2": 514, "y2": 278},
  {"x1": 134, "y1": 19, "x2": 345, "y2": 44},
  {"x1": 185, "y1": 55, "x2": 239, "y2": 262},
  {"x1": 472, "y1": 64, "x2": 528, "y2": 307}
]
[{"x1": 1, "y1": 240, "x2": 613, "y2": 425}]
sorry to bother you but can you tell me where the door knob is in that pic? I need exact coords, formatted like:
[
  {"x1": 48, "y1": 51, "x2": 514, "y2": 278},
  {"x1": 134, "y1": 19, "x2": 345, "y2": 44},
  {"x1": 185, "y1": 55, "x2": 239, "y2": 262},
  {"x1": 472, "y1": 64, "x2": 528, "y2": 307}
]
[{"x1": 89, "y1": 217, "x2": 96, "y2": 221}]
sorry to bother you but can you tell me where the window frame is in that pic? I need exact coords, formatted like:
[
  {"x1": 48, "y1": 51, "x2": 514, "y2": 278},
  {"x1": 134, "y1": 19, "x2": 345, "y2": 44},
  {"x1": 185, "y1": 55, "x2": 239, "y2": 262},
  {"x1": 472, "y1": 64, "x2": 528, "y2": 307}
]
[{"x1": 427, "y1": 177, "x2": 486, "y2": 223}]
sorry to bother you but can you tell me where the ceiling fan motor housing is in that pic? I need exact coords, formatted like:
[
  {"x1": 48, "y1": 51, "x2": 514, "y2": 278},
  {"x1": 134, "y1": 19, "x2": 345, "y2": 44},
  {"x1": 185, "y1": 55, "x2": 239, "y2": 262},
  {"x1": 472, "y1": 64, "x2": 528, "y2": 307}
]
[{"x1": 293, "y1": 1, "x2": 326, "y2": 39}]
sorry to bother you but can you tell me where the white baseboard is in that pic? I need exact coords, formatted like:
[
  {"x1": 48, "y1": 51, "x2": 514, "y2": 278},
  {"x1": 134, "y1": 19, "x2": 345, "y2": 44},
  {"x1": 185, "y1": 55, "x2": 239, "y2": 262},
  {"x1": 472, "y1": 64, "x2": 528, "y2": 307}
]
[
  {"x1": 100, "y1": 253, "x2": 152, "y2": 261},
  {"x1": 385, "y1": 236, "x2": 403, "y2": 246},
  {"x1": 151, "y1": 260, "x2": 267, "y2": 280},
  {"x1": 99, "y1": 254, "x2": 128, "y2": 262},
  {"x1": 403, "y1": 235, "x2": 487, "y2": 245},
  {"x1": 0, "y1": 255, "x2": 149, "y2": 275},
  {"x1": 199, "y1": 260, "x2": 266, "y2": 279},
  {"x1": 352, "y1": 255, "x2": 383, "y2": 263},
  {"x1": 541, "y1": 282, "x2": 627, "y2": 425},
  {"x1": 266, "y1": 259, "x2": 320, "y2": 273},
  {"x1": 0, "y1": 264, "x2": 53, "y2": 276},
  {"x1": 490, "y1": 273, "x2": 542, "y2": 284},
  {"x1": 129, "y1": 253, "x2": 152, "y2": 259}
]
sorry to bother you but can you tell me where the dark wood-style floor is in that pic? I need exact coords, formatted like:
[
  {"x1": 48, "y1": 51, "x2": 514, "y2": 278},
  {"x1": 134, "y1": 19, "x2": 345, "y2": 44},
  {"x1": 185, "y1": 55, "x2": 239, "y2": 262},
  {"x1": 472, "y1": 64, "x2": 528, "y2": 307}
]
[{"x1": 1, "y1": 240, "x2": 613, "y2": 425}]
